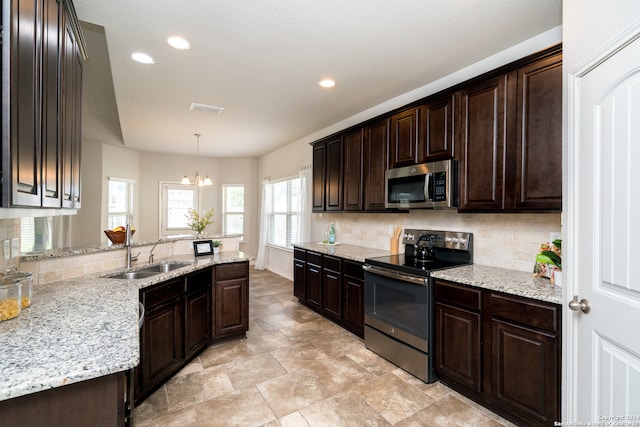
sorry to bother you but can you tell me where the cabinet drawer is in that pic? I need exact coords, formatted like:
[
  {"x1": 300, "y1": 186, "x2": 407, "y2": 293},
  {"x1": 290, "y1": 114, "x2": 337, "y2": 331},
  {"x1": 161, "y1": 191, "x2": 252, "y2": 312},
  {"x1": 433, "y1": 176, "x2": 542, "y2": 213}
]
[
  {"x1": 434, "y1": 280, "x2": 481, "y2": 311},
  {"x1": 141, "y1": 278, "x2": 183, "y2": 310},
  {"x1": 307, "y1": 251, "x2": 323, "y2": 266},
  {"x1": 216, "y1": 262, "x2": 248, "y2": 281},
  {"x1": 186, "y1": 267, "x2": 212, "y2": 293},
  {"x1": 323, "y1": 255, "x2": 341, "y2": 271},
  {"x1": 490, "y1": 293, "x2": 560, "y2": 333},
  {"x1": 343, "y1": 260, "x2": 364, "y2": 280},
  {"x1": 294, "y1": 248, "x2": 306, "y2": 261}
]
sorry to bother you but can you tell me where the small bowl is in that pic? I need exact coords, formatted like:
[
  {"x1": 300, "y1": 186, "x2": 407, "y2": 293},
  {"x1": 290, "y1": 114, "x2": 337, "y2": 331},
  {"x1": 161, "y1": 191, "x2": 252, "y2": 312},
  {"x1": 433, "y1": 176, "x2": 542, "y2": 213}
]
[{"x1": 104, "y1": 230, "x2": 134, "y2": 244}]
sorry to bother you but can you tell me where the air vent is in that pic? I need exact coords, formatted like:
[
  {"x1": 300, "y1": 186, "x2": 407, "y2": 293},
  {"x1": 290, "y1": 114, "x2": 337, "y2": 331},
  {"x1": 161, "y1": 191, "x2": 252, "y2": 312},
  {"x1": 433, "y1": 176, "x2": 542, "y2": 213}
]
[{"x1": 189, "y1": 103, "x2": 224, "y2": 114}]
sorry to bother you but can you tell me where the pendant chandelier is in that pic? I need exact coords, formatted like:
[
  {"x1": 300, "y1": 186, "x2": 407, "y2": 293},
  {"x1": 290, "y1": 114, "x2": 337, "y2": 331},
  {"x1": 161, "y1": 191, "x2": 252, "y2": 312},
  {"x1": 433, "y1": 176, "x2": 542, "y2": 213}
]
[{"x1": 181, "y1": 133, "x2": 212, "y2": 187}]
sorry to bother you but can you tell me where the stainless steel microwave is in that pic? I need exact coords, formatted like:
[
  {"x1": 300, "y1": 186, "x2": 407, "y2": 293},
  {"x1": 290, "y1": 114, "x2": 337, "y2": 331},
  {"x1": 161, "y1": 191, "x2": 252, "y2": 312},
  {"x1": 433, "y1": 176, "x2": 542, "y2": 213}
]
[{"x1": 385, "y1": 160, "x2": 458, "y2": 209}]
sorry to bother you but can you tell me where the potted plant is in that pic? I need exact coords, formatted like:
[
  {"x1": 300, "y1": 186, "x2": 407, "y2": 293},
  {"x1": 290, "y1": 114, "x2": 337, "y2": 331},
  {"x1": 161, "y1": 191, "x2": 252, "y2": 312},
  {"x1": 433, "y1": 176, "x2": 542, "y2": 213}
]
[
  {"x1": 212, "y1": 240, "x2": 222, "y2": 254},
  {"x1": 185, "y1": 208, "x2": 215, "y2": 237}
]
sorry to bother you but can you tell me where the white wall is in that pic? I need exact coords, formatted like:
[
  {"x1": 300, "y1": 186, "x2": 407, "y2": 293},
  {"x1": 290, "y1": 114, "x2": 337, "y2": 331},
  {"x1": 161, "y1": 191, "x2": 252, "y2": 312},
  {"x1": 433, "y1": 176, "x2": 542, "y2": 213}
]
[{"x1": 257, "y1": 27, "x2": 564, "y2": 279}]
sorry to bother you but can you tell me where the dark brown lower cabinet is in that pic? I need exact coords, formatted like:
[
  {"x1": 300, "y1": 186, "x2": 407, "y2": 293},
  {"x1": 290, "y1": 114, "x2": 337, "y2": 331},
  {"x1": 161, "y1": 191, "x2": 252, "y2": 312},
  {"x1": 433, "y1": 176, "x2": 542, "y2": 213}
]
[
  {"x1": 293, "y1": 248, "x2": 365, "y2": 338},
  {"x1": 213, "y1": 262, "x2": 249, "y2": 339},
  {"x1": 434, "y1": 279, "x2": 561, "y2": 427},
  {"x1": 0, "y1": 371, "x2": 128, "y2": 427},
  {"x1": 137, "y1": 262, "x2": 249, "y2": 403}
]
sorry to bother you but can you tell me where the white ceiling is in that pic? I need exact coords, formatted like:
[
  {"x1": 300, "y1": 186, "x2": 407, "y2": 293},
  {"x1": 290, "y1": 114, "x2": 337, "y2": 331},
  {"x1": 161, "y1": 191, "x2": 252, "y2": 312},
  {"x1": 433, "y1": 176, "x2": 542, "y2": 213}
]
[{"x1": 74, "y1": 0, "x2": 562, "y2": 158}]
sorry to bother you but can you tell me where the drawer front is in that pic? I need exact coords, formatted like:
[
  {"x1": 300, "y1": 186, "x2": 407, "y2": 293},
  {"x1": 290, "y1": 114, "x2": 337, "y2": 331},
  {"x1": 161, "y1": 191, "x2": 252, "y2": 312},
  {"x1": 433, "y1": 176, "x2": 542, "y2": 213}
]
[
  {"x1": 186, "y1": 267, "x2": 212, "y2": 293},
  {"x1": 216, "y1": 262, "x2": 249, "y2": 281},
  {"x1": 434, "y1": 280, "x2": 482, "y2": 311},
  {"x1": 294, "y1": 248, "x2": 306, "y2": 261},
  {"x1": 490, "y1": 293, "x2": 560, "y2": 332},
  {"x1": 307, "y1": 251, "x2": 323, "y2": 266},
  {"x1": 323, "y1": 255, "x2": 341, "y2": 271},
  {"x1": 142, "y1": 278, "x2": 183, "y2": 309},
  {"x1": 343, "y1": 260, "x2": 364, "y2": 280}
]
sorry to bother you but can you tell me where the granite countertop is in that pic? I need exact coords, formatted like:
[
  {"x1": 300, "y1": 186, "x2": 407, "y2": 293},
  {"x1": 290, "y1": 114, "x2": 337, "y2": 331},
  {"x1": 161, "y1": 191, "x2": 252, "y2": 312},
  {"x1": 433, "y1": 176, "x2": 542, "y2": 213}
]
[
  {"x1": 0, "y1": 251, "x2": 252, "y2": 401},
  {"x1": 19, "y1": 234, "x2": 243, "y2": 262},
  {"x1": 431, "y1": 264, "x2": 562, "y2": 305},
  {"x1": 293, "y1": 242, "x2": 390, "y2": 263}
]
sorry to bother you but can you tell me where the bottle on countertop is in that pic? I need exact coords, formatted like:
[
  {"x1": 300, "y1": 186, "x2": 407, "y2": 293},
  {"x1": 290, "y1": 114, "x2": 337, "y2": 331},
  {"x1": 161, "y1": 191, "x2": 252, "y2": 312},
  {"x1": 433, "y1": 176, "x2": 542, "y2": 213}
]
[{"x1": 328, "y1": 223, "x2": 336, "y2": 244}]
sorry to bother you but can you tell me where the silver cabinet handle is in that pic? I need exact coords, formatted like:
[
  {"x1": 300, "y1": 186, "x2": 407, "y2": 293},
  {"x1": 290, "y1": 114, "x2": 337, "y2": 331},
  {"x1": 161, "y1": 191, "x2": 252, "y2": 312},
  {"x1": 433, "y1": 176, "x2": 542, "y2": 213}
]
[{"x1": 569, "y1": 295, "x2": 591, "y2": 314}]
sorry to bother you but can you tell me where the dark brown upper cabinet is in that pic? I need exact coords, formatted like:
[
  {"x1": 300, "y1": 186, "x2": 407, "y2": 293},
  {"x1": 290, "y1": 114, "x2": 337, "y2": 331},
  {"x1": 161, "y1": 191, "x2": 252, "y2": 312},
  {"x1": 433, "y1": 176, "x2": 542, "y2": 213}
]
[
  {"x1": 514, "y1": 51, "x2": 562, "y2": 210},
  {"x1": 363, "y1": 118, "x2": 389, "y2": 211},
  {"x1": 2, "y1": 0, "x2": 85, "y2": 208},
  {"x1": 343, "y1": 128, "x2": 364, "y2": 211},
  {"x1": 457, "y1": 74, "x2": 513, "y2": 212},
  {"x1": 419, "y1": 93, "x2": 456, "y2": 162},
  {"x1": 388, "y1": 107, "x2": 423, "y2": 169},
  {"x1": 312, "y1": 136, "x2": 343, "y2": 212},
  {"x1": 458, "y1": 46, "x2": 562, "y2": 212}
]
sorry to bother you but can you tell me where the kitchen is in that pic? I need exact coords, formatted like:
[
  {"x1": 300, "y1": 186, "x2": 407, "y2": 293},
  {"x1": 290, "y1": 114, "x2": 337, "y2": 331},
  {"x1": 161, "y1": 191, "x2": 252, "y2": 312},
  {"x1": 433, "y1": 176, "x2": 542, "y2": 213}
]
[{"x1": 1, "y1": 0, "x2": 640, "y2": 426}]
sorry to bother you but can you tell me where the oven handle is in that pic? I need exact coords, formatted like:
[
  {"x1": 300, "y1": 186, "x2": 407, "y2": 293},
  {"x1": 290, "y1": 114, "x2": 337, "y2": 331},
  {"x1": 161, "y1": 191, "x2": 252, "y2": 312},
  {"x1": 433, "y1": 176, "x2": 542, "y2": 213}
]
[{"x1": 363, "y1": 264, "x2": 428, "y2": 286}]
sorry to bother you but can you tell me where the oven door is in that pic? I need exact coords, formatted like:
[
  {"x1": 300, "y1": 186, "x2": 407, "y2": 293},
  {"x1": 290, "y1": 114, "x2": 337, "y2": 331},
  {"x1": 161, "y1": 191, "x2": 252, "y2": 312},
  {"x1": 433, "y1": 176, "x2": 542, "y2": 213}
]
[{"x1": 363, "y1": 266, "x2": 430, "y2": 352}]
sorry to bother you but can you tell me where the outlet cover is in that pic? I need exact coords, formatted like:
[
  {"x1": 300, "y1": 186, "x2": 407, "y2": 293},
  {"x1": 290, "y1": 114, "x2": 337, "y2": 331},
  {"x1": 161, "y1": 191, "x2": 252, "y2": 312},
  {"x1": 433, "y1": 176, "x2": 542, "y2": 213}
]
[
  {"x1": 549, "y1": 232, "x2": 561, "y2": 242},
  {"x1": 10, "y1": 237, "x2": 19, "y2": 258},
  {"x1": 3, "y1": 240, "x2": 9, "y2": 261}
]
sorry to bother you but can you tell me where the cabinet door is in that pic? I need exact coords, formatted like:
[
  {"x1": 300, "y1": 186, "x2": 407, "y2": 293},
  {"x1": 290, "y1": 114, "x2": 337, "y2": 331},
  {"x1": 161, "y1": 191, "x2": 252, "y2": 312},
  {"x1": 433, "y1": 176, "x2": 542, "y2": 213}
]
[
  {"x1": 185, "y1": 270, "x2": 212, "y2": 358},
  {"x1": 41, "y1": 0, "x2": 63, "y2": 207},
  {"x1": 342, "y1": 274, "x2": 364, "y2": 336},
  {"x1": 363, "y1": 119, "x2": 388, "y2": 211},
  {"x1": 293, "y1": 258, "x2": 306, "y2": 300},
  {"x1": 61, "y1": 17, "x2": 81, "y2": 208},
  {"x1": 419, "y1": 94, "x2": 455, "y2": 162},
  {"x1": 343, "y1": 129, "x2": 363, "y2": 211},
  {"x1": 214, "y1": 278, "x2": 248, "y2": 338},
  {"x1": 312, "y1": 142, "x2": 325, "y2": 211},
  {"x1": 490, "y1": 319, "x2": 559, "y2": 426},
  {"x1": 325, "y1": 136, "x2": 343, "y2": 211},
  {"x1": 138, "y1": 300, "x2": 183, "y2": 398},
  {"x1": 305, "y1": 262, "x2": 322, "y2": 310},
  {"x1": 322, "y1": 268, "x2": 341, "y2": 320},
  {"x1": 389, "y1": 107, "x2": 422, "y2": 168},
  {"x1": 434, "y1": 302, "x2": 482, "y2": 392},
  {"x1": 9, "y1": 0, "x2": 42, "y2": 207},
  {"x1": 514, "y1": 52, "x2": 562, "y2": 210},
  {"x1": 458, "y1": 74, "x2": 515, "y2": 212}
]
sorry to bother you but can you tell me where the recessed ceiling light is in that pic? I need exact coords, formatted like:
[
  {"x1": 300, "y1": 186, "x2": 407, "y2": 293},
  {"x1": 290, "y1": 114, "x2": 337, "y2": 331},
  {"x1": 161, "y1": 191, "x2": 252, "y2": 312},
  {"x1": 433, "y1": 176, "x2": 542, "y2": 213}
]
[
  {"x1": 131, "y1": 52, "x2": 155, "y2": 64},
  {"x1": 319, "y1": 79, "x2": 336, "y2": 88},
  {"x1": 167, "y1": 36, "x2": 190, "y2": 50}
]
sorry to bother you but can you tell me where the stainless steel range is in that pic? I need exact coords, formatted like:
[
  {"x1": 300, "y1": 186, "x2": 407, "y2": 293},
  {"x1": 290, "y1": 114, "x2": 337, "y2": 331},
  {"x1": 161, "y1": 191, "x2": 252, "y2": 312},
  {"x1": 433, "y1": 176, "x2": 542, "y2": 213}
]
[{"x1": 363, "y1": 229, "x2": 473, "y2": 383}]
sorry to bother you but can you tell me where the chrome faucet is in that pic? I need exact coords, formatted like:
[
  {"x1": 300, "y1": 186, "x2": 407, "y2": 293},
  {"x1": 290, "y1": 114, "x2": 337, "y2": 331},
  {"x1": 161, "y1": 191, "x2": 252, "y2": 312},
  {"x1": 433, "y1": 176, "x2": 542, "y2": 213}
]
[
  {"x1": 148, "y1": 242, "x2": 159, "y2": 264},
  {"x1": 125, "y1": 224, "x2": 140, "y2": 269}
]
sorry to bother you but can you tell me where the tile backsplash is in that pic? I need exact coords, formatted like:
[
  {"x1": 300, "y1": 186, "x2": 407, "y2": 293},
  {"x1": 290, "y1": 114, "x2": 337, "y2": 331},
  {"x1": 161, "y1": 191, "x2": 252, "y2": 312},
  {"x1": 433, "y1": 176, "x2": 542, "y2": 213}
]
[{"x1": 313, "y1": 211, "x2": 561, "y2": 273}]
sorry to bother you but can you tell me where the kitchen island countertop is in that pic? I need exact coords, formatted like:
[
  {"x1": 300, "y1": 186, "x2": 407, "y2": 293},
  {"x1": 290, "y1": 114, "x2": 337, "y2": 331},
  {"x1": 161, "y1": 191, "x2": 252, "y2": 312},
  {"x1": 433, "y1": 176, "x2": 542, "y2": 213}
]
[
  {"x1": 431, "y1": 264, "x2": 562, "y2": 305},
  {"x1": 0, "y1": 251, "x2": 252, "y2": 402}
]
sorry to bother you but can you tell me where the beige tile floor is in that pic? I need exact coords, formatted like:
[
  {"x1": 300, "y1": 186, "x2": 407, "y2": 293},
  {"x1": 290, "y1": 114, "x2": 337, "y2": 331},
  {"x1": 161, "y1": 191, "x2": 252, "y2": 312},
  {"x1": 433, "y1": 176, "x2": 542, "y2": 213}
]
[{"x1": 133, "y1": 268, "x2": 516, "y2": 427}]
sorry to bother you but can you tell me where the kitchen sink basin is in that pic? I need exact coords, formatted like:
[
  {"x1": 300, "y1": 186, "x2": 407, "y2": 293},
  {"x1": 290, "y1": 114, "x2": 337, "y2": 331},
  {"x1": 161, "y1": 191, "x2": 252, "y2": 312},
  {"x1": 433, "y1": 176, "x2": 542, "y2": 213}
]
[
  {"x1": 107, "y1": 271, "x2": 160, "y2": 280},
  {"x1": 141, "y1": 262, "x2": 192, "y2": 273}
]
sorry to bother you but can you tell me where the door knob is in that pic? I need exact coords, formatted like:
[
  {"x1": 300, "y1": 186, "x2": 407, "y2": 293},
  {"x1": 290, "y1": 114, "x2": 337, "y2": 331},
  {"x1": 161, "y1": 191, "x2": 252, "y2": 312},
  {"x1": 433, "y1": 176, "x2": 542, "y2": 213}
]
[{"x1": 569, "y1": 295, "x2": 591, "y2": 314}]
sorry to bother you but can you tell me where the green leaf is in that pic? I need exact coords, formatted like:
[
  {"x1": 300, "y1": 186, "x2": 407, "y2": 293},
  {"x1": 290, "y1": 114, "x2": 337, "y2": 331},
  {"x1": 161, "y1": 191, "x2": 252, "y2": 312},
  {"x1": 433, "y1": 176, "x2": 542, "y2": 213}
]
[{"x1": 541, "y1": 250, "x2": 561, "y2": 269}]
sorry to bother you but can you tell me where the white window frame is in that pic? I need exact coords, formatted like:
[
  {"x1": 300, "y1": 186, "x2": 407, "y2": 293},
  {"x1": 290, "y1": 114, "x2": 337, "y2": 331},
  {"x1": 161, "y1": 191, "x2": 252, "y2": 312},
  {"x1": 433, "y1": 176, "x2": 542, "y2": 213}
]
[
  {"x1": 222, "y1": 184, "x2": 244, "y2": 237},
  {"x1": 267, "y1": 176, "x2": 301, "y2": 249},
  {"x1": 159, "y1": 181, "x2": 199, "y2": 237},
  {"x1": 107, "y1": 177, "x2": 135, "y2": 230}
]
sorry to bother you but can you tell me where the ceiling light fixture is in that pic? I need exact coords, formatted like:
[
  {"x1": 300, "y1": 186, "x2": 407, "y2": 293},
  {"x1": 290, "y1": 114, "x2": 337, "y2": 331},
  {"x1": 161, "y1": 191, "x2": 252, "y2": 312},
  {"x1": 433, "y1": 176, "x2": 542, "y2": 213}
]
[
  {"x1": 189, "y1": 102, "x2": 225, "y2": 114},
  {"x1": 318, "y1": 79, "x2": 336, "y2": 88},
  {"x1": 131, "y1": 52, "x2": 155, "y2": 64},
  {"x1": 167, "y1": 36, "x2": 190, "y2": 50},
  {"x1": 181, "y1": 133, "x2": 212, "y2": 187}
]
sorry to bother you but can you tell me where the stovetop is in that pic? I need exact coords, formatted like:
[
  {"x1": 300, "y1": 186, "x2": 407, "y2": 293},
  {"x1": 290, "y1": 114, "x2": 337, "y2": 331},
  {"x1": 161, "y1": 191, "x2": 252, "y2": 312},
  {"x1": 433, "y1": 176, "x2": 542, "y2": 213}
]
[
  {"x1": 365, "y1": 254, "x2": 470, "y2": 277},
  {"x1": 364, "y1": 229, "x2": 473, "y2": 277}
]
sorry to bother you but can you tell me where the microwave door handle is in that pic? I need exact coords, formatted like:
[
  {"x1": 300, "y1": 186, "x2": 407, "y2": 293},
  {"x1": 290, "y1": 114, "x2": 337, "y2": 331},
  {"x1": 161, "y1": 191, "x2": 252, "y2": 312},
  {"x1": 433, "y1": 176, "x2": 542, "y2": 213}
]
[{"x1": 425, "y1": 173, "x2": 432, "y2": 202}]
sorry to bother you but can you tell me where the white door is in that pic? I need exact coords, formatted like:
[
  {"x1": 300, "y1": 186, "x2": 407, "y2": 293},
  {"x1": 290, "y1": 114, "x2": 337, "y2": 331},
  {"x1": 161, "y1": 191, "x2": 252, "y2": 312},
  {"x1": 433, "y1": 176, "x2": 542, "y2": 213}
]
[{"x1": 568, "y1": 28, "x2": 640, "y2": 421}]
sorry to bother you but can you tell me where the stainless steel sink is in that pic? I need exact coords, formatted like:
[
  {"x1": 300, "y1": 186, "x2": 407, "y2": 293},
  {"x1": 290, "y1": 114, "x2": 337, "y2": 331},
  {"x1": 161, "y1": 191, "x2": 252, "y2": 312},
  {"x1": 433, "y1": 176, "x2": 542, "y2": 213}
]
[
  {"x1": 107, "y1": 271, "x2": 160, "y2": 280},
  {"x1": 141, "y1": 262, "x2": 191, "y2": 273}
]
